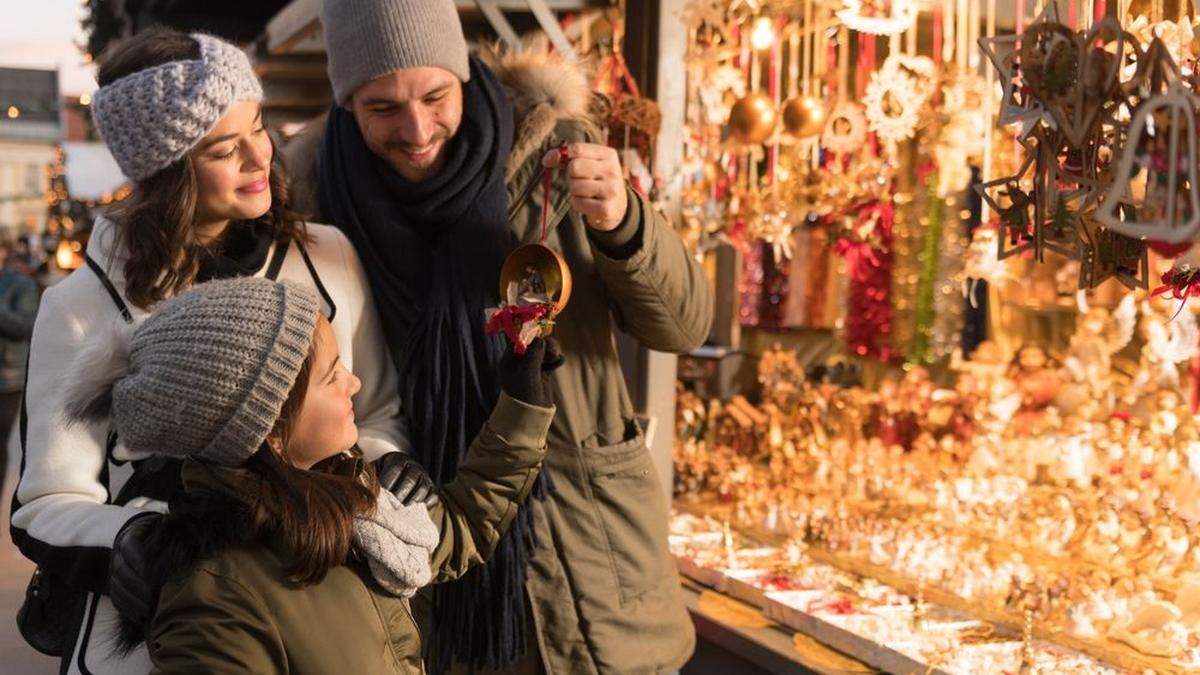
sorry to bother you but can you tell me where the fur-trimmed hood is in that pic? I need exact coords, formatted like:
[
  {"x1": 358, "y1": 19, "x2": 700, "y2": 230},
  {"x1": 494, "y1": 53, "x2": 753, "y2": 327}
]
[
  {"x1": 282, "y1": 45, "x2": 598, "y2": 219},
  {"x1": 474, "y1": 44, "x2": 595, "y2": 181}
]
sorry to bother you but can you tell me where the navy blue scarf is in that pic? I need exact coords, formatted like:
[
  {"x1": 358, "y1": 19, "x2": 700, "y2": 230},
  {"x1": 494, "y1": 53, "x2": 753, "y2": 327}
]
[{"x1": 318, "y1": 57, "x2": 546, "y2": 671}]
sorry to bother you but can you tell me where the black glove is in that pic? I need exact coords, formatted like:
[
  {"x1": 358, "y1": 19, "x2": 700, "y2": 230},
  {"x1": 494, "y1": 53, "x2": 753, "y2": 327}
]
[
  {"x1": 109, "y1": 512, "x2": 162, "y2": 627},
  {"x1": 498, "y1": 337, "x2": 564, "y2": 408},
  {"x1": 374, "y1": 452, "x2": 439, "y2": 506}
]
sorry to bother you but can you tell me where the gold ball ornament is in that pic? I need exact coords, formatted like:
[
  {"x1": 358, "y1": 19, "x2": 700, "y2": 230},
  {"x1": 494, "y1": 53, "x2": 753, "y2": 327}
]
[
  {"x1": 727, "y1": 93, "x2": 777, "y2": 145},
  {"x1": 781, "y1": 96, "x2": 825, "y2": 138},
  {"x1": 498, "y1": 243, "x2": 573, "y2": 318}
]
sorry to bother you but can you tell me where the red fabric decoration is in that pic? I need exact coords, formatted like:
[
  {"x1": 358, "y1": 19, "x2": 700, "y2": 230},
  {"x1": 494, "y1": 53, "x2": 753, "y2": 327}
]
[{"x1": 834, "y1": 201, "x2": 896, "y2": 362}]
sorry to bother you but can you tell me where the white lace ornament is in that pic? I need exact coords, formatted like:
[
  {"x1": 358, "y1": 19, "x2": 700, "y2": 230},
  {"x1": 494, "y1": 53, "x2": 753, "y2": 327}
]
[
  {"x1": 821, "y1": 102, "x2": 868, "y2": 155},
  {"x1": 836, "y1": 0, "x2": 918, "y2": 36}
]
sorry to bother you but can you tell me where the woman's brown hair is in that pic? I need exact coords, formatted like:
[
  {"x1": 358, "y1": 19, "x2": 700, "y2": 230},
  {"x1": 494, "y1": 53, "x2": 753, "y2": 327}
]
[
  {"x1": 97, "y1": 27, "x2": 306, "y2": 309},
  {"x1": 241, "y1": 333, "x2": 380, "y2": 585}
]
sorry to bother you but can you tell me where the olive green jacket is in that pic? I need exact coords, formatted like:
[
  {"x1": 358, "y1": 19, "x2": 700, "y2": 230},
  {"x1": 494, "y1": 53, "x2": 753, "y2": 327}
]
[
  {"x1": 146, "y1": 393, "x2": 554, "y2": 674},
  {"x1": 287, "y1": 49, "x2": 713, "y2": 675}
]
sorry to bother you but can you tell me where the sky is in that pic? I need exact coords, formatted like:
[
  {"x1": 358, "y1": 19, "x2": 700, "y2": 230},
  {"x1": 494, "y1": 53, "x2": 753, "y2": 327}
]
[{"x1": 0, "y1": 0, "x2": 96, "y2": 95}]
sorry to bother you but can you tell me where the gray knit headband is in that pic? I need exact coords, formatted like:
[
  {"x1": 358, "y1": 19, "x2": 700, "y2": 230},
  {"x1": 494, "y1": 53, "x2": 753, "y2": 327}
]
[{"x1": 92, "y1": 33, "x2": 264, "y2": 182}]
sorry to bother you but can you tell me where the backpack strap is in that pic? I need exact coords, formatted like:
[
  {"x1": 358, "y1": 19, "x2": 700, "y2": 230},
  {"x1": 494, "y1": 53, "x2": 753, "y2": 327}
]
[
  {"x1": 296, "y1": 242, "x2": 337, "y2": 322},
  {"x1": 264, "y1": 238, "x2": 290, "y2": 281},
  {"x1": 83, "y1": 255, "x2": 133, "y2": 324}
]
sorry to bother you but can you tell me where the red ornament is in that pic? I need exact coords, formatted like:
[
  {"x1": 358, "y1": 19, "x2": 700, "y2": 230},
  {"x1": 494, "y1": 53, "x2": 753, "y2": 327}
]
[{"x1": 1147, "y1": 240, "x2": 1193, "y2": 258}]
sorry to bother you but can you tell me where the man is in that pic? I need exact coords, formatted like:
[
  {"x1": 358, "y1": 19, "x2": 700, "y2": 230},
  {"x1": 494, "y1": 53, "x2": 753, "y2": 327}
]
[{"x1": 290, "y1": 1, "x2": 713, "y2": 672}]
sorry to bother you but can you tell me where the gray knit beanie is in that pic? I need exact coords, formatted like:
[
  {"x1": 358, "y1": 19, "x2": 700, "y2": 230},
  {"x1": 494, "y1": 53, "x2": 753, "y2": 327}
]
[
  {"x1": 320, "y1": 0, "x2": 471, "y2": 105},
  {"x1": 63, "y1": 278, "x2": 320, "y2": 467},
  {"x1": 91, "y1": 33, "x2": 263, "y2": 182}
]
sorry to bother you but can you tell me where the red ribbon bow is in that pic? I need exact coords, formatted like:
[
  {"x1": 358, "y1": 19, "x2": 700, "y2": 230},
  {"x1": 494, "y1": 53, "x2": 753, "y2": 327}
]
[
  {"x1": 833, "y1": 237, "x2": 882, "y2": 283},
  {"x1": 485, "y1": 303, "x2": 552, "y2": 355},
  {"x1": 1152, "y1": 267, "x2": 1200, "y2": 318}
]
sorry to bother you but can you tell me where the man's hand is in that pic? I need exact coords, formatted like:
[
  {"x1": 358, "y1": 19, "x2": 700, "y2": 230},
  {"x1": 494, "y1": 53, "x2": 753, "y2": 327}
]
[{"x1": 543, "y1": 143, "x2": 628, "y2": 232}]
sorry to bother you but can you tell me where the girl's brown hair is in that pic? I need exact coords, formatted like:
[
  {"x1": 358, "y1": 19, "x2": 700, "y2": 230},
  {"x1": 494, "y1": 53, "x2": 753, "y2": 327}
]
[
  {"x1": 242, "y1": 331, "x2": 379, "y2": 585},
  {"x1": 96, "y1": 27, "x2": 306, "y2": 310}
]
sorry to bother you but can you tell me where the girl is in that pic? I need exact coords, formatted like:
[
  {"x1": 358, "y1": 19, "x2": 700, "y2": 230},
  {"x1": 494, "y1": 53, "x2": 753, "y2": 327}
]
[
  {"x1": 10, "y1": 29, "x2": 428, "y2": 674},
  {"x1": 62, "y1": 277, "x2": 557, "y2": 674}
]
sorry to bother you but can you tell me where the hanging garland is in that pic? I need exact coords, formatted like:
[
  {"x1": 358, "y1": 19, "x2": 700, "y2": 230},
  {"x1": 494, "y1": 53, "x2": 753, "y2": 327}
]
[{"x1": 910, "y1": 168, "x2": 944, "y2": 365}]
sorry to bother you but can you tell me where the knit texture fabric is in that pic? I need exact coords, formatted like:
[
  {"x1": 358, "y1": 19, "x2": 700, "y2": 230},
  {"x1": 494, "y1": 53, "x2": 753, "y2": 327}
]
[
  {"x1": 353, "y1": 489, "x2": 439, "y2": 597},
  {"x1": 91, "y1": 33, "x2": 263, "y2": 181},
  {"x1": 112, "y1": 278, "x2": 319, "y2": 466},
  {"x1": 320, "y1": 0, "x2": 470, "y2": 104}
]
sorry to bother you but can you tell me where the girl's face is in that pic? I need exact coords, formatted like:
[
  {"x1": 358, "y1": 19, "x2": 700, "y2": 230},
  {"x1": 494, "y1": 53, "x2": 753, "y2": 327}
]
[
  {"x1": 286, "y1": 318, "x2": 362, "y2": 469},
  {"x1": 189, "y1": 101, "x2": 273, "y2": 238}
]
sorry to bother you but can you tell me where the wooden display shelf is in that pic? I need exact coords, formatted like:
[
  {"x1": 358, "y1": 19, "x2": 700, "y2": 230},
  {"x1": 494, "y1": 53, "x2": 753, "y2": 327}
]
[
  {"x1": 681, "y1": 579, "x2": 877, "y2": 674},
  {"x1": 675, "y1": 498, "x2": 1184, "y2": 674},
  {"x1": 804, "y1": 547, "x2": 1184, "y2": 675}
]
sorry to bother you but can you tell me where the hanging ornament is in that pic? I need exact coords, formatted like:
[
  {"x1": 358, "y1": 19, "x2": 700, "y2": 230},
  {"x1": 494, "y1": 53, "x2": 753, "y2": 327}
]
[
  {"x1": 728, "y1": 92, "x2": 778, "y2": 145},
  {"x1": 1153, "y1": 247, "x2": 1200, "y2": 314},
  {"x1": 836, "y1": 0, "x2": 918, "y2": 36},
  {"x1": 1096, "y1": 86, "x2": 1200, "y2": 244},
  {"x1": 487, "y1": 148, "x2": 574, "y2": 353},
  {"x1": 860, "y1": 54, "x2": 938, "y2": 148},
  {"x1": 821, "y1": 102, "x2": 868, "y2": 155},
  {"x1": 1019, "y1": 21, "x2": 1081, "y2": 104},
  {"x1": 978, "y1": 5, "x2": 1072, "y2": 138},
  {"x1": 1058, "y1": 18, "x2": 1135, "y2": 149},
  {"x1": 782, "y1": 96, "x2": 826, "y2": 138},
  {"x1": 976, "y1": 148, "x2": 1038, "y2": 259},
  {"x1": 863, "y1": 69, "x2": 924, "y2": 145},
  {"x1": 1078, "y1": 212, "x2": 1151, "y2": 290},
  {"x1": 879, "y1": 54, "x2": 939, "y2": 101}
]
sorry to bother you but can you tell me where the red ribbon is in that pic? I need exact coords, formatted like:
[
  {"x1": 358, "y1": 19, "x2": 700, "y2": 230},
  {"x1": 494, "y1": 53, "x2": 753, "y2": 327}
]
[
  {"x1": 833, "y1": 237, "x2": 882, "y2": 282},
  {"x1": 485, "y1": 303, "x2": 553, "y2": 355},
  {"x1": 1152, "y1": 267, "x2": 1200, "y2": 319},
  {"x1": 541, "y1": 145, "x2": 570, "y2": 243}
]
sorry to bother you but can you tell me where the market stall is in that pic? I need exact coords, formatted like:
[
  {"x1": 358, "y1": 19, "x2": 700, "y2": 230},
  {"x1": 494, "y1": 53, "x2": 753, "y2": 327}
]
[{"x1": 669, "y1": 0, "x2": 1200, "y2": 672}]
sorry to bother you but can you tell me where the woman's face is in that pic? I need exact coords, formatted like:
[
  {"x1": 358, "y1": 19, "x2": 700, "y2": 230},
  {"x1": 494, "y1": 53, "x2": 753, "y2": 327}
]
[
  {"x1": 286, "y1": 317, "x2": 362, "y2": 469},
  {"x1": 189, "y1": 101, "x2": 273, "y2": 236}
]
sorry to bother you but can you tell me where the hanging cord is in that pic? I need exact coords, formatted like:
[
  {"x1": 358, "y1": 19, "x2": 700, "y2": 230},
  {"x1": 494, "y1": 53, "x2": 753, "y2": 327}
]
[{"x1": 542, "y1": 146, "x2": 570, "y2": 243}]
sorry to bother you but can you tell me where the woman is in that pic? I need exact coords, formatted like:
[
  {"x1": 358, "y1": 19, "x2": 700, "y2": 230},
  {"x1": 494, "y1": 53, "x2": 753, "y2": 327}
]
[
  {"x1": 61, "y1": 278, "x2": 556, "y2": 674},
  {"x1": 9, "y1": 29, "x2": 426, "y2": 674}
]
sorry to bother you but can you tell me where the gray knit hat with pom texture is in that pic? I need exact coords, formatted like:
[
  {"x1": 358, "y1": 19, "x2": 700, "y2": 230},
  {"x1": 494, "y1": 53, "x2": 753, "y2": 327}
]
[
  {"x1": 91, "y1": 32, "x2": 263, "y2": 181},
  {"x1": 73, "y1": 278, "x2": 321, "y2": 467}
]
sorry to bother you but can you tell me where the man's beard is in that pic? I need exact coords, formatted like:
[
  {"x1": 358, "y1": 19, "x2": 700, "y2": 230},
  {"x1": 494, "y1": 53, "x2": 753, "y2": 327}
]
[{"x1": 385, "y1": 129, "x2": 451, "y2": 181}]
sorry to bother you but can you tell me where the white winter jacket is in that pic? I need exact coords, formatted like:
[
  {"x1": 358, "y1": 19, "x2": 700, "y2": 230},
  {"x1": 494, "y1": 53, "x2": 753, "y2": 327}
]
[{"x1": 9, "y1": 215, "x2": 409, "y2": 674}]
